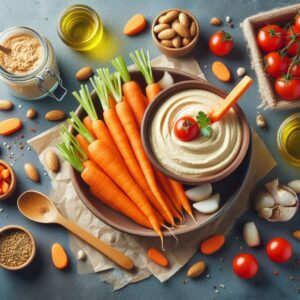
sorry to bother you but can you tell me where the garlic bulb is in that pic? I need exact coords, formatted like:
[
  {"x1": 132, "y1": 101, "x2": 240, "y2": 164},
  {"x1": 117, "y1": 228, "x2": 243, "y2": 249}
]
[{"x1": 254, "y1": 179, "x2": 298, "y2": 222}]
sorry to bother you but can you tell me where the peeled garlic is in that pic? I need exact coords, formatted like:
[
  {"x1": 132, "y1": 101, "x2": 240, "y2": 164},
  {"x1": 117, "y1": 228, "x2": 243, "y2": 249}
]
[
  {"x1": 243, "y1": 222, "x2": 260, "y2": 247},
  {"x1": 157, "y1": 72, "x2": 174, "y2": 90},
  {"x1": 185, "y1": 183, "x2": 212, "y2": 202},
  {"x1": 77, "y1": 250, "x2": 86, "y2": 261},
  {"x1": 254, "y1": 179, "x2": 298, "y2": 222},
  {"x1": 288, "y1": 180, "x2": 300, "y2": 193},
  {"x1": 192, "y1": 193, "x2": 220, "y2": 214}
]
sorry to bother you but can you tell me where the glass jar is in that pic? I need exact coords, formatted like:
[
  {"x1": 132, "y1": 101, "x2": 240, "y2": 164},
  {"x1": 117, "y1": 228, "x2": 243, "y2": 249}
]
[
  {"x1": 277, "y1": 112, "x2": 300, "y2": 168},
  {"x1": 0, "y1": 27, "x2": 67, "y2": 101}
]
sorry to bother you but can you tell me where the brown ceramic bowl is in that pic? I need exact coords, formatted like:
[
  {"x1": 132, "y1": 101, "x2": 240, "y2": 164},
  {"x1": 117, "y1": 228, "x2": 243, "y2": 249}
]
[
  {"x1": 0, "y1": 160, "x2": 16, "y2": 201},
  {"x1": 0, "y1": 225, "x2": 36, "y2": 271},
  {"x1": 141, "y1": 80, "x2": 251, "y2": 185},
  {"x1": 152, "y1": 9, "x2": 200, "y2": 57},
  {"x1": 70, "y1": 67, "x2": 253, "y2": 237}
]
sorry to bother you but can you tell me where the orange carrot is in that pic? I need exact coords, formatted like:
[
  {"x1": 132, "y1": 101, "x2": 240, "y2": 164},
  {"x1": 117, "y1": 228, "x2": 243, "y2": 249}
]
[
  {"x1": 169, "y1": 179, "x2": 194, "y2": 219},
  {"x1": 147, "y1": 247, "x2": 169, "y2": 267},
  {"x1": 88, "y1": 139, "x2": 163, "y2": 240},
  {"x1": 200, "y1": 235, "x2": 225, "y2": 255},
  {"x1": 75, "y1": 134, "x2": 90, "y2": 158},
  {"x1": 160, "y1": 189, "x2": 183, "y2": 222},
  {"x1": 0, "y1": 165, "x2": 5, "y2": 172},
  {"x1": 83, "y1": 116, "x2": 97, "y2": 139},
  {"x1": 115, "y1": 101, "x2": 174, "y2": 225},
  {"x1": 124, "y1": 14, "x2": 147, "y2": 36},
  {"x1": 51, "y1": 243, "x2": 68, "y2": 269},
  {"x1": 211, "y1": 61, "x2": 231, "y2": 82},
  {"x1": 146, "y1": 83, "x2": 161, "y2": 103},
  {"x1": 2, "y1": 169, "x2": 10, "y2": 181},
  {"x1": 0, "y1": 180, "x2": 9, "y2": 193},
  {"x1": 0, "y1": 118, "x2": 22, "y2": 136}
]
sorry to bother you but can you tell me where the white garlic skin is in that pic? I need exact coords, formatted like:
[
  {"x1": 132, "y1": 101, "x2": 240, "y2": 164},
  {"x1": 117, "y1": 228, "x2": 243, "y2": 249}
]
[{"x1": 288, "y1": 180, "x2": 300, "y2": 193}]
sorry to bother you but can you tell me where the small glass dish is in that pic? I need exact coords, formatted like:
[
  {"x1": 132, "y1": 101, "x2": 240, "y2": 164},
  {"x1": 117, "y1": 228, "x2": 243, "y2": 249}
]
[
  {"x1": 277, "y1": 112, "x2": 300, "y2": 167},
  {"x1": 57, "y1": 4, "x2": 103, "y2": 51}
]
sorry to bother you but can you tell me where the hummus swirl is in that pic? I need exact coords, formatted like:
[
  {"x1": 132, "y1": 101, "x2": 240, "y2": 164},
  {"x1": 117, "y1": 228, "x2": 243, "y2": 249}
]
[{"x1": 149, "y1": 89, "x2": 242, "y2": 177}]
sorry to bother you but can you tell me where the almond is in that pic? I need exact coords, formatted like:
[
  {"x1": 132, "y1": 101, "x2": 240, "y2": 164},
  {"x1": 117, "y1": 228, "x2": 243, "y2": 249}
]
[
  {"x1": 75, "y1": 67, "x2": 93, "y2": 81},
  {"x1": 46, "y1": 151, "x2": 60, "y2": 173},
  {"x1": 172, "y1": 35, "x2": 182, "y2": 48},
  {"x1": 26, "y1": 108, "x2": 37, "y2": 119},
  {"x1": 187, "y1": 261, "x2": 206, "y2": 278},
  {"x1": 292, "y1": 230, "x2": 300, "y2": 241},
  {"x1": 160, "y1": 39, "x2": 174, "y2": 48},
  {"x1": 210, "y1": 17, "x2": 222, "y2": 26},
  {"x1": 179, "y1": 12, "x2": 190, "y2": 28},
  {"x1": 45, "y1": 110, "x2": 65, "y2": 121},
  {"x1": 158, "y1": 28, "x2": 176, "y2": 40},
  {"x1": 0, "y1": 100, "x2": 13, "y2": 111},
  {"x1": 182, "y1": 37, "x2": 191, "y2": 46},
  {"x1": 158, "y1": 10, "x2": 179, "y2": 24},
  {"x1": 24, "y1": 163, "x2": 40, "y2": 183},
  {"x1": 173, "y1": 23, "x2": 190, "y2": 38},
  {"x1": 153, "y1": 23, "x2": 170, "y2": 33},
  {"x1": 190, "y1": 21, "x2": 197, "y2": 38}
]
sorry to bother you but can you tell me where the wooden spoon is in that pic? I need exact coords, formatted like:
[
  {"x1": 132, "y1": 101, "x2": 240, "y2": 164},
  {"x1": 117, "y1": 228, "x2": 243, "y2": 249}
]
[
  {"x1": 0, "y1": 45, "x2": 11, "y2": 55},
  {"x1": 209, "y1": 76, "x2": 253, "y2": 123},
  {"x1": 17, "y1": 190, "x2": 134, "y2": 270}
]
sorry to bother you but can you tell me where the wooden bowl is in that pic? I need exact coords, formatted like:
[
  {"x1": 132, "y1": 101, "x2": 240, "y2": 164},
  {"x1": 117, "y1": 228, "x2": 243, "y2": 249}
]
[
  {"x1": 71, "y1": 67, "x2": 253, "y2": 237},
  {"x1": 0, "y1": 225, "x2": 36, "y2": 270},
  {"x1": 0, "y1": 160, "x2": 16, "y2": 201},
  {"x1": 152, "y1": 9, "x2": 200, "y2": 57},
  {"x1": 141, "y1": 80, "x2": 251, "y2": 185}
]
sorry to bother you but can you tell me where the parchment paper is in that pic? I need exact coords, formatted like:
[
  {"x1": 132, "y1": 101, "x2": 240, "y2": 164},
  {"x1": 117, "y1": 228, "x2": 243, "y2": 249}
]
[{"x1": 28, "y1": 56, "x2": 276, "y2": 290}]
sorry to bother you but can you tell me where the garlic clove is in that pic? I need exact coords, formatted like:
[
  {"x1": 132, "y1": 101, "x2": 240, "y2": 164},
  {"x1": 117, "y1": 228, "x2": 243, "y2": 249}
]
[
  {"x1": 254, "y1": 190, "x2": 275, "y2": 209},
  {"x1": 157, "y1": 72, "x2": 174, "y2": 90},
  {"x1": 243, "y1": 222, "x2": 260, "y2": 247},
  {"x1": 258, "y1": 207, "x2": 273, "y2": 220},
  {"x1": 192, "y1": 193, "x2": 220, "y2": 214},
  {"x1": 276, "y1": 186, "x2": 298, "y2": 206},
  {"x1": 185, "y1": 183, "x2": 213, "y2": 202},
  {"x1": 275, "y1": 205, "x2": 298, "y2": 221},
  {"x1": 288, "y1": 180, "x2": 300, "y2": 193}
]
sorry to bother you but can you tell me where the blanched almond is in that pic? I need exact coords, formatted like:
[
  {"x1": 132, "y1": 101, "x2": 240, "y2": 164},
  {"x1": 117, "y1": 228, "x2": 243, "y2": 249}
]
[
  {"x1": 24, "y1": 163, "x2": 40, "y2": 183},
  {"x1": 153, "y1": 23, "x2": 170, "y2": 33},
  {"x1": 158, "y1": 29, "x2": 176, "y2": 40},
  {"x1": 158, "y1": 10, "x2": 179, "y2": 24},
  {"x1": 173, "y1": 23, "x2": 190, "y2": 38},
  {"x1": 0, "y1": 100, "x2": 13, "y2": 111},
  {"x1": 179, "y1": 12, "x2": 190, "y2": 28},
  {"x1": 75, "y1": 66, "x2": 93, "y2": 81},
  {"x1": 187, "y1": 261, "x2": 206, "y2": 278},
  {"x1": 45, "y1": 110, "x2": 65, "y2": 121}
]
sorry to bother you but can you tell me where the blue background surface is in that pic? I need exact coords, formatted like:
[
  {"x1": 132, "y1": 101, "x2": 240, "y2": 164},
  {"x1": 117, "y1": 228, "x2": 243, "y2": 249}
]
[{"x1": 0, "y1": 0, "x2": 300, "y2": 299}]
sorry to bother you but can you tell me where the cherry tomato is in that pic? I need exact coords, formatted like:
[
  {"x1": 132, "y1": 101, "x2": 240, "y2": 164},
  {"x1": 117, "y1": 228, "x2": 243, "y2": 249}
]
[
  {"x1": 209, "y1": 31, "x2": 234, "y2": 56},
  {"x1": 173, "y1": 116, "x2": 199, "y2": 141},
  {"x1": 275, "y1": 75, "x2": 300, "y2": 101},
  {"x1": 264, "y1": 52, "x2": 290, "y2": 78},
  {"x1": 257, "y1": 25, "x2": 285, "y2": 52},
  {"x1": 266, "y1": 237, "x2": 292, "y2": 263},
  {"x1": 290, "y1": 62, "x2": 300, "y2": 77},
  {"x1": 284, "y1": 26, "x2": 300, "y2": 56},
  {"x1": 232, "y1": 253, "x2": 259, "y2": 279},
  {"x1": 295, "y1": 14, "x2": 300, "y2": 30}
]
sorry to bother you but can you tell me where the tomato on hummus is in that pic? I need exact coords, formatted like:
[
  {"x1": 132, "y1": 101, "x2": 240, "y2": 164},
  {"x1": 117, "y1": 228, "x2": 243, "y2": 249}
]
[{"x1": 149, "y1": 89, "x2": 242, "y2": 177}]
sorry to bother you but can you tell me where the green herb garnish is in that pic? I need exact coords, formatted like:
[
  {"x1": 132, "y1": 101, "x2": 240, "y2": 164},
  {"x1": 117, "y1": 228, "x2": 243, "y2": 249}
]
[{"x1": 196, "y1": 111, "x2": 212, "y2": 137}]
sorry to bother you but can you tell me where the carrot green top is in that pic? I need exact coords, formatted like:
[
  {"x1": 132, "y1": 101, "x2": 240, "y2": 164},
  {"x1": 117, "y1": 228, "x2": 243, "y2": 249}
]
[
  {"x1": 111, "y1": 55, "x2": 131, "y2": 83},
  {"x1": 90, "y1": 75, "x2": 109, "y2": 111}
]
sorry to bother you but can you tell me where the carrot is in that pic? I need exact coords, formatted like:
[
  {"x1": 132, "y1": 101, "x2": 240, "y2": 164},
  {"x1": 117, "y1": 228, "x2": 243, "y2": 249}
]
[
  {"x1": 111, "y1": 56, "x2": 147, "y2": 126},
  {"x1": 2, "y1": 169, "x2": 10, "y2": 181},
  {"x1": 211, "y1": 61, "x2": 231, "y2": 82},
  {"x1": 0, "y1": 180, "x2": 9, "y2": 193},
  {"x1": 83, "y1": 116, "x2": 96, "y2": 139},
  {"x1": 51, "y1": 243, "x2": 68, "y2": 269},
  {"x1": 147, "y1": 247, "x2": 169, "y2": 267},
  {"x1": 88, "y1": 139, "x2": 163, "y2": 240},
  {"x1": 124, "y1": 14, "x2": 146, "y2": 36},
  {"x1": 200, "y1": 234, "x2": 225, "y2": 255},
  {"x1": 209, "y1": 76, "x2": 253, "y2": 123},
  {"x1": 58, "y1": 129, "x2": 152, "y2": 229},
  {"x1": 130, "y1": 49, "x2": 161, "y2": 102},
  {"x1": 0, "y1": 165, "x2": 5, "y2": 172},
  {"x1": 168, "y1": 179, "x2": 194, "y2": 220},
  {"x1": 0, "y1": 118, "x2": 22, "y2": 136},
  {"x1": 160, "y1": 189, "x2": 183, "y2": 222}
]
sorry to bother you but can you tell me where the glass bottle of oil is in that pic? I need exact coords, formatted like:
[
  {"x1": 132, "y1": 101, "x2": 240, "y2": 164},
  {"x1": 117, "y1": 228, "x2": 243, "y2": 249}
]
[
  {"x1": 57, "y1": 4, "x2": 103, "y2": 51},
  {"x1": 277, "y1": 112, "x2": 300, "y2": 167}
]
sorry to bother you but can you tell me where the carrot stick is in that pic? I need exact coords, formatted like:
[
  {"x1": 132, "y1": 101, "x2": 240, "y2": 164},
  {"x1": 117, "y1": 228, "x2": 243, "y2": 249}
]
[
  {"x1": 0, "y1": 118, "x2": 22, "y2": 136},
  {"x1": 52, "y1": 243, "x2": 68, "y2": 269},
  {"x1": 200, "y1": 235, "x2": 225, "y2": 255},
  {"x1": 147, "y1": 248, "x2": 169, "y2": 267},
  {"x1": 211, "y1": 61, "x2": 231, "y2": 82},
  {"x1": 124, "y1": 14, "x2": 146, "y2": 36},
  {"x1": 88, "y1": 139, "x2": 163, "y2": 240}
]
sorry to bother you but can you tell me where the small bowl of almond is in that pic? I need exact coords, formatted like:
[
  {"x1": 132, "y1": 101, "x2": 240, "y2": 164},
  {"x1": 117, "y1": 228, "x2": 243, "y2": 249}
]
[{"x1": 152, "y1": 9, "x2": 200, "y2": 57}]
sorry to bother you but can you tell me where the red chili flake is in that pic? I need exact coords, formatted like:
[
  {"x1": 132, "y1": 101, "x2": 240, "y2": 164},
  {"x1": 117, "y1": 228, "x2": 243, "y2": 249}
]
[
  {"x1": 273, "y1": 271, "x2": 279, "y2": 276},
  {"x1": 29, "y1": 128, "x2": 36, "y2": 133}
]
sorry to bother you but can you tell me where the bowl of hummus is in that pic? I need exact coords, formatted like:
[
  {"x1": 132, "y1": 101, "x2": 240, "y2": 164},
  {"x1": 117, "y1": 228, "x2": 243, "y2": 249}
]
[{"x1": 142, "y1": 80, "x2": 250, "y2": 185}]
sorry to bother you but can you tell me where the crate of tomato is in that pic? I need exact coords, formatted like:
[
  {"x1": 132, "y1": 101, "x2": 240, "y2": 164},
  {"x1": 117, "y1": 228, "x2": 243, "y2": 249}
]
[{"x1": 243, "y1": 3, "x2": 300, "y2": 110}]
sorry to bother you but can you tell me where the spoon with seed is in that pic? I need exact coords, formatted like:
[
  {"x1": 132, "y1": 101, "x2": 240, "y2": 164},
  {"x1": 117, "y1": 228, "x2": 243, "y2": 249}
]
[{"x1": 17, "y1": 190, "x2": 134, "y2": 270}]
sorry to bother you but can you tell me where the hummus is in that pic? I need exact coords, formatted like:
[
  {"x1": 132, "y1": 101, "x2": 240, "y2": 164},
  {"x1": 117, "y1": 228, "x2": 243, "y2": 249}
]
[
  {"x1": 149, "y1": 89, "x2": 242, "y2": 177},
  {"x1": 0, "y1": 34, "x2": 43, "y2": 74}
]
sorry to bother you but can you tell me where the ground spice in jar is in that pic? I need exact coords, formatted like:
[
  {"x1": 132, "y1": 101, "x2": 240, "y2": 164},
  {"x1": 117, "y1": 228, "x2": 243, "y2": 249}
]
[{"x1": 0, "y1": 228, "x2": 33, "y2": 267}]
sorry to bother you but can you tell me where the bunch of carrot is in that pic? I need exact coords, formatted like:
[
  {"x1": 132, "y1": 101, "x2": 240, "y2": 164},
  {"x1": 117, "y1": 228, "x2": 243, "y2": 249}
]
[
  {"x1": 58, "y1": 49, "x2": 194, "y2": 244},
  {"x1": 0, "y1": 164, "x2": 11, "y2": 195}
]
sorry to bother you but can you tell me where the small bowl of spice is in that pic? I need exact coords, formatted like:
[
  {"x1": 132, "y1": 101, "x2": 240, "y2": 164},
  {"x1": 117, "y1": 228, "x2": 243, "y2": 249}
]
[
  {"x1": 152, "y1": 9, "x2": 200, "y2": 57},
  {"x1": 0, "y1": 159, "x2": 17, "y2": 201},
  {"x1": 0, "y1": 225, "x2": 36, "y2": 270}
]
